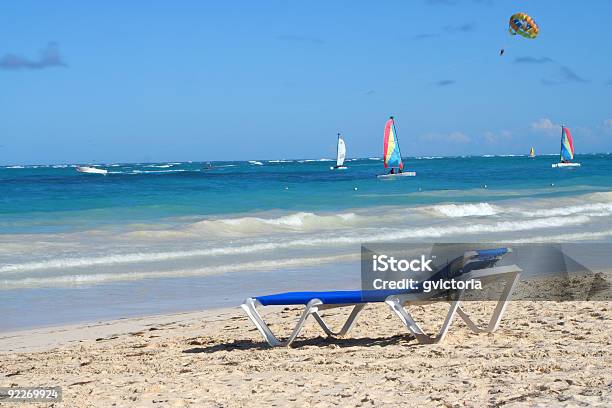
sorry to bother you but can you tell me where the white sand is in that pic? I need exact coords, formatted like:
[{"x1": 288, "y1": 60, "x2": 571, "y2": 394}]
[{"x1": 1, "y1": 299, "x2": 611, "y2": 407}]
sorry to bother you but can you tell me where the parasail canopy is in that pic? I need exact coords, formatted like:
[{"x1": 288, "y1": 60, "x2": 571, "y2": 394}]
[{"x1": 509, "y1": 12, "x2": 539, "y2": 39}]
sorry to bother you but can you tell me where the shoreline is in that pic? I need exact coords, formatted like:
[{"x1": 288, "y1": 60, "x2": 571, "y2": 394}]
[{"x1": 0, "y1": 308, "x2": 234, "y2": 354}]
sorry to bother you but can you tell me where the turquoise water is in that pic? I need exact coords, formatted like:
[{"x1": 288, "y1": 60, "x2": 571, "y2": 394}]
[
  {"x1": 2, "y1": 154, "x2": 611, "y2": 234},
  {"x1": 1, "y1": 154, "x2": 612, "y2": 330}
]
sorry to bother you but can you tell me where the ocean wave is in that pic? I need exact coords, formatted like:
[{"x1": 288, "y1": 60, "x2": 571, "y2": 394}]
[
  {"x1": 189, "y1": 212, "x2": 359, "y2": 234},
  {"x1": 428, "y1": 203, "x2": 499, "y2": 218},
  {"x1": 511, "y1": 229, "x2": 612, "y2": 243},
  {"x1": 519, "y1": 203, "x2": 612, "y2": 218},
  {"x1": 145, "y1": 164, "x2": 173, "y2": 168},
  {"x1": 268, "y1": 160, "x2": 292, "y2": 163},
  {"x1": 248, "y1": 161, "x2": 263, "y2": 165},
  {"x1": 300, "y1": 159, "x2": 333, "y2": 163},
  {"x1": 0, "y1": 215, "x2": 590, "y2": 275},
  {"x1": 0, "y1": 243, "x2": 283, "y2": 274},
  {"x1": 130, "y1": 169, "x2": 188, "y2": 174},
  {"x1": 286, "y1": 215, "x2": 591, "y2": 247},
  {"x1": 5, "y1": 165, "x2": 24, "y2": 169},
  {"x1": 0, "y1": 254, "x2": 356, "y2": 289}
]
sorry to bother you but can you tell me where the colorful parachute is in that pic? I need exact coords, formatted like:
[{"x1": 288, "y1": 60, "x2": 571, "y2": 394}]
[{"x1": 509, "y1": 12, "x2": 539, "y2": 39}]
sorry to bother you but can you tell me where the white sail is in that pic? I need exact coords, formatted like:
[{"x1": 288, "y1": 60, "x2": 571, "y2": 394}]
[{"x1": 336, "y1": 136, "x2": 346, "y2": 167}]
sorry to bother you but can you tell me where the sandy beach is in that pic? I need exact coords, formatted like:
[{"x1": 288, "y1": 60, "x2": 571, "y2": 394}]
[{"x1": 2, "y1": 298, "x2": 611, "y2": 407}]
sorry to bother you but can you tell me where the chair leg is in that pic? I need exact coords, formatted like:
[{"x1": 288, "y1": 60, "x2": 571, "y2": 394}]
[
  {"x1": 241, "y1": 298, "x2": 323, "y2": 347},
  {"x1": 312, "y1": 304, "x2": 365, "y2": 337},
  {"x1": 385, "y1": 297, "x2": 435, "y2": 344},
  {"x1": 385, "y1": 295, "x2": 463, "y2": 344},
  {"x1": 456, "y1": 271, "x2": 520, "y2": 333}
]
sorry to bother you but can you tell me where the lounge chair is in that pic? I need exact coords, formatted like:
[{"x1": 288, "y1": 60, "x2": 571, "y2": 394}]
[{"x1": 241, "y1": 248, "x2": 522, "y2": 347}]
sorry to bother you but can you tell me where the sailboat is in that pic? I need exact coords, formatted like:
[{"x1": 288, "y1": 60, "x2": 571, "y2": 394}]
[
  {"x1": 552, "y1": 125, "x2": 581, "y2": 168},
  {"x1": 330, "y1": 133, "x2": 347, "y2": 170},
  {"x1": 529, "y1": 147, "x2": 535, "y2": 158},
  {"x1": 377, "y1": 116, "x2": 416, "y2": 178}
]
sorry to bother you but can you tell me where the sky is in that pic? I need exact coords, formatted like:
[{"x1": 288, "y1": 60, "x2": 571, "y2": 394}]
[{"x1": 1, "y1": 0, "x2": 611, "y2": 165}]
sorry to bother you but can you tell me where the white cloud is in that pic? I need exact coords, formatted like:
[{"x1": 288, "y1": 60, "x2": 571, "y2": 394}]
[
  {"x1": 421, "y1": 131, "x2": 470, "y2": 144},
  {"x1": 448, "y1": 131, "x2": 470, "y2": 143},
  {"x1": 483, "y1": 130, "x2": 512, "y2": 144},
  {"x1": 531, "y1": 118, "x2": 560, "y2": 134}
]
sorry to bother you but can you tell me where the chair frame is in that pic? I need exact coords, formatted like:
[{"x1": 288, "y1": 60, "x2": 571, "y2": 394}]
[{"x1": 241, "y1": 265, "x2": 521, "y2": 347}]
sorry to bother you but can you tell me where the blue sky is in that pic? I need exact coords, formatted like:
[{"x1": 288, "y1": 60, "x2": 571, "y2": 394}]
[{"x1": 1, "y1": 0, "x2": 611, "y2": 165}]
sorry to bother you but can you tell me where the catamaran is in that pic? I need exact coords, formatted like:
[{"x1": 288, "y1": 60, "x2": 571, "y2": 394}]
[
  {"x1": 552, "y1": 125, "x2": 581, "y2": 168},
  {"x1": 529, "y1": 147, "x2": 535, "y2": 158},
  {"x1": 76, "y1": 166, "x2": 108, "y2": 175},
  {"x1": 330, "y1": 133, "x2": 347, "y2": 170},
  {"x1": 378, "y1": 116, "x2": 416, "y2": 178}
]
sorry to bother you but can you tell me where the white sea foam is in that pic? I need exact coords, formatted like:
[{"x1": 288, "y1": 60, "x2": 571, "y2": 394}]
[
  {"x1": 301, "y1": 159, "x2": 333, "y2": 162},
  {"x1": 0, "y1": 215, "x2": 590, "y2": 275},
  {"x1": 519, "y1": 203, "x2": 612, "y2": 218},
  {"x1": 248, "y1": 161, "x2": 263, "y2": 165},
  {"x1": 0, "y1": 254, "x2": 357, "y2": 289},
  {"x1": 511, "y1": 229, "x2": 612, "y2": 243},
  {"x1": 131, "y1": 169, "x2": 187, "y2": 174},
  {"x1": 428, "y1": 203, "x2": 499, "y2": 218},
  {"x1": 189, "y1": 212, "x2": 359, "y2": 234},
  {"x1": 5, "y1": 165, "x2": 24, "y2": 169}
]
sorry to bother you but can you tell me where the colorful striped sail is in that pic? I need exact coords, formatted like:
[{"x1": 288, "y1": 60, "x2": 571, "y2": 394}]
[
  {"x1": 383, "y1": 117, "x2": 403, "y2": 169},
  {"x1": 560, "y1": 126, "x2": 574, "y2": 162}
]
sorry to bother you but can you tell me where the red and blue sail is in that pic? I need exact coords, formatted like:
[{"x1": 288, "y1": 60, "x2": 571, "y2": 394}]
[
  {"x1": 560, "y1": 126, "x2": 575, "y2": 162},
  {"x1": 383, "y1": 117, "x2": 403, "y2": 169}
]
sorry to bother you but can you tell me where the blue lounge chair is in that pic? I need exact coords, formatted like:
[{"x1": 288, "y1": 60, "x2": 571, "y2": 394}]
[{"x1": 241, "y1": 248, "x2": 521, "y2": 347}]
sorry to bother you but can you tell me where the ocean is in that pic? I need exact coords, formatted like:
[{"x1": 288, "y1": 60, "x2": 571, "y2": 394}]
[{"x1": 2, "y1": 154, "x2": 612, "y2": 330}]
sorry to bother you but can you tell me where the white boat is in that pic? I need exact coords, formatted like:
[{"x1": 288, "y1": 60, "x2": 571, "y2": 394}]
[
  {"x1": 552, "y1": 162, "x2": 580, "y2": 168},
  {"x1": 377, "y1": 171, "x2": 417, "y2": 179},
  {"x1": 552, "y1": 125, "x2": 581, "y2": 168},
  {"x1": 76, "y1": 166, "x2": 108, "y2": 175},
  {"x1": 330, "y1": 133, "x2": 347, "y2": 170},
  {"x1": 379, "y1": 116, "x2": 416, "y2": 178}
]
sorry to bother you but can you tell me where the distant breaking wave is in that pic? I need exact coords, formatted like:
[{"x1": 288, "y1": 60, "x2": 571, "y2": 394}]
[{"x1": 428, "y1": 203, "x2": 499, "y2": 218}]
